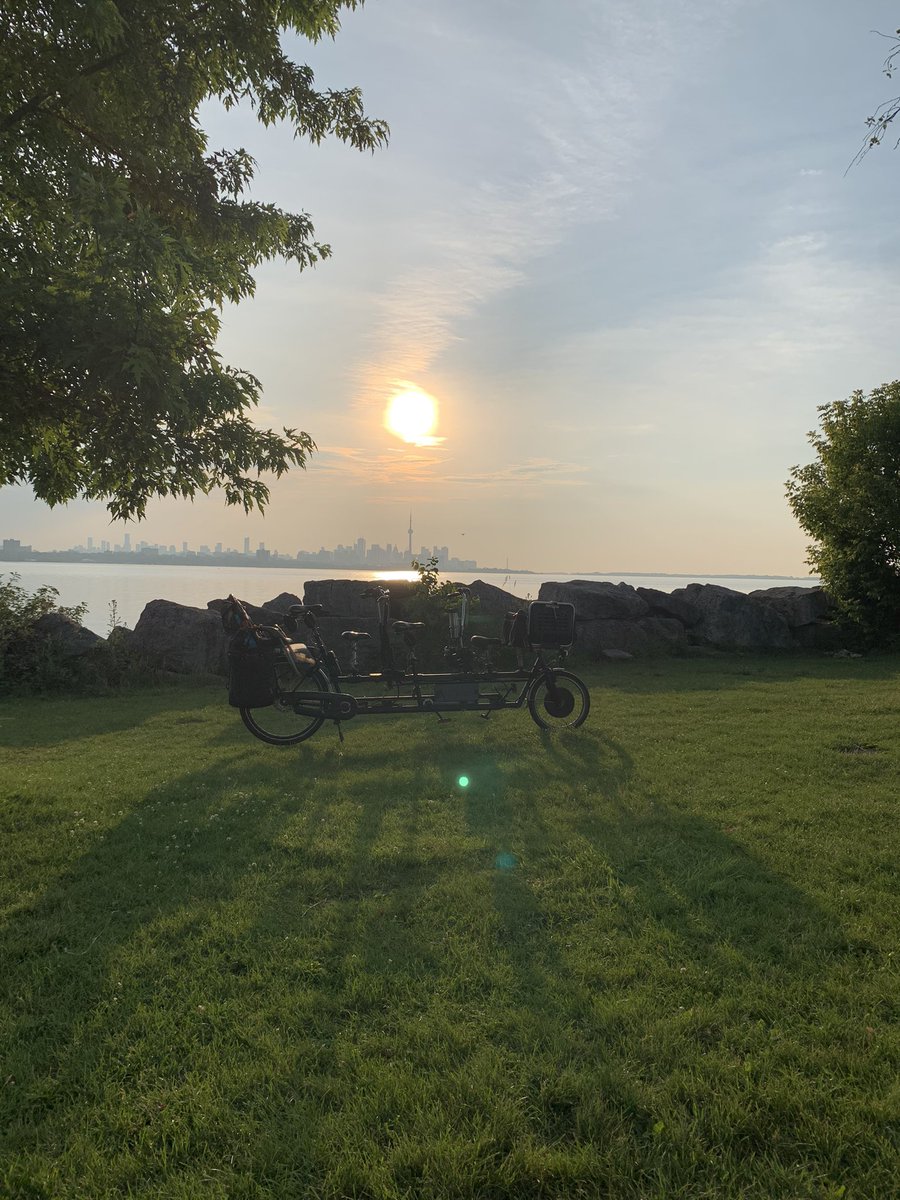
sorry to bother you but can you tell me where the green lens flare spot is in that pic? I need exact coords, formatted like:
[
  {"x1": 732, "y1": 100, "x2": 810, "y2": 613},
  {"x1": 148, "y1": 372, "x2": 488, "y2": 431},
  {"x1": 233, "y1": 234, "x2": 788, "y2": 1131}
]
[{"x1": 457, "y1": 775, "x2": 470, "y2": 788}]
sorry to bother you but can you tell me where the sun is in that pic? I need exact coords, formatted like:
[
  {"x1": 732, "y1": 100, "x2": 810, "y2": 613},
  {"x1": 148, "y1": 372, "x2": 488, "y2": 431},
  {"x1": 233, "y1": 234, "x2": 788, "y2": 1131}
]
[{"x1": 384, "y1": 387, "x2": 442, "y2": 446}]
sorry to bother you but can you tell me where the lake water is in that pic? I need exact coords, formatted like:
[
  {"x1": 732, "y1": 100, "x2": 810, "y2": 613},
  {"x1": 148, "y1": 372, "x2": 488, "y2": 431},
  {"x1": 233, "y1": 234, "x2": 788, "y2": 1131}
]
[{"x1": 2, "y1": 561, "x2": 822, "y2": 637}]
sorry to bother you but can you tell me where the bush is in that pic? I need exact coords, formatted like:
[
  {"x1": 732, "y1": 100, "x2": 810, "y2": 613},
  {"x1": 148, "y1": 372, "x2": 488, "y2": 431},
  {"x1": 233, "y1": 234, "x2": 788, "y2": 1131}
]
[
  {"x1": 787, "y1": 381, "x2": 900, "y2": 644},
  {"x1": 404, "y1": 556, "x2": 480, "y2": 666},
  {"x1": 0, "y1": 573, "x2": 143, "y2": 694}
]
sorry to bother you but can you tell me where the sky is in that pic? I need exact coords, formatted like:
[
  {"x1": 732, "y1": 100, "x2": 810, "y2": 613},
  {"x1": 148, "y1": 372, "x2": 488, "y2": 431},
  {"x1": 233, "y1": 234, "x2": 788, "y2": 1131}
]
[{"x1": 4, "y1": 0, "x2": 900, "y2": 573}]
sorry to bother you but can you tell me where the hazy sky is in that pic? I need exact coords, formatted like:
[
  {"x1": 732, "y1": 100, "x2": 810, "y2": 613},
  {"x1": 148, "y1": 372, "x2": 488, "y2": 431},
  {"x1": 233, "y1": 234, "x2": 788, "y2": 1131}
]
[{"x1": 4, "y1": 0, "x2": 900, "y2": 572}]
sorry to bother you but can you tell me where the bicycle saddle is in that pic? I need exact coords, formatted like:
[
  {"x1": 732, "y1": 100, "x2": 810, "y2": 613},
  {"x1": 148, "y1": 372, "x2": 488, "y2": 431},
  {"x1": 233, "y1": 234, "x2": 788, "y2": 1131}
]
[
  {"x1": 340, "y1": 630, "x2": 371, "y2": 640},
  {"x1": 469, "y1": 635, "x2": 501, "y2": 646},
  {"x1": 391, "y1": 620, "x2": 425, "y2": 632}
]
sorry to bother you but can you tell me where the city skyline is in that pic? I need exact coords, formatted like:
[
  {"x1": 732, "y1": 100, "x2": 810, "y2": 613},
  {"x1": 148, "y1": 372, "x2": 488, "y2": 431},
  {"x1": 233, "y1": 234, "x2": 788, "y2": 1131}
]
[{"x1": 1, "y1": 525, "x2": 479, "y2": 571}]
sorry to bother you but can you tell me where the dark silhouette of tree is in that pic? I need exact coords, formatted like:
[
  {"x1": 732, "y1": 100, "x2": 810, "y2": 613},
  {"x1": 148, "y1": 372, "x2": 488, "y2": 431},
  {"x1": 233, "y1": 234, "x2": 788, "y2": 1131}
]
[{"x1": 1, "y1": 1, "x2": 388, "y2": 520}]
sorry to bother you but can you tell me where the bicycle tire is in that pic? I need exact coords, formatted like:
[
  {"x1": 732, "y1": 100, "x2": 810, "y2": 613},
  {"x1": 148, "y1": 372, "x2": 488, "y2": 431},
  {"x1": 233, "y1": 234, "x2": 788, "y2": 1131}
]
[
  {"x1": 240, "y1": 662, "x2": 331, "y2": 746},
  {"x1": 527, "y1": 668, "x2": 590, "y2": 731}
]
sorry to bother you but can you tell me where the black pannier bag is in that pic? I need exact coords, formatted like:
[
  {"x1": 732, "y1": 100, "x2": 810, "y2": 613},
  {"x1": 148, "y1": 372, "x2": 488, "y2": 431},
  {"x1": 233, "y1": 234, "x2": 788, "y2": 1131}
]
[
  {"x1": 526, "y1": 601, "x2": 576, "y2": 649},
  {"x1": 227, "y1": 631, "x2": 275, "y2": 708},
  {"x1": 501, "y1": 610, "x2": 530, "y2": 649}
]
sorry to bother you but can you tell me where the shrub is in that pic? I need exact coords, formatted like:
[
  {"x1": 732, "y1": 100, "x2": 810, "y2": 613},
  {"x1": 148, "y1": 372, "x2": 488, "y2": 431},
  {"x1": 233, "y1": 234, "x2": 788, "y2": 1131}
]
[
  {"x1": 787, "y1": 381, "x2": 900, "y2": 644},
  {"x1": 0, "y1": 573, "x2": 144, "y2": 693}
]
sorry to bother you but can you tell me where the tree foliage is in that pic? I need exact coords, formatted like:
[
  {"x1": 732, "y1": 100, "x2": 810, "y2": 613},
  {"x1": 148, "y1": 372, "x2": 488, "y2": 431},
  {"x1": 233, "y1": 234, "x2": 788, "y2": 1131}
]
[
  {"x1": 851, "y1": 26, "x2": 900, "y2": 167},
  {"x1": 786, "y1": 381, "x2": 900, "y2": 641},
  {"x1": 0, "y1": 0, "x2": 388, "y2": 520}
]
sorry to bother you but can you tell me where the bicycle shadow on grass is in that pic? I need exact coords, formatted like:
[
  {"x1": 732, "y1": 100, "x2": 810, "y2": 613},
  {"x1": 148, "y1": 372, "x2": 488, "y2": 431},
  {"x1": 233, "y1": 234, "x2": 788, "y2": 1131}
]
[
  {"x1": 466, "y1": 726, "x2": 857, "y2": 972},
  {"x1": 1, "y1": 728, "x2": 492, "y2": 1195},
  {"x1": 0, "y1": 685, "x2": 223, "y2": 750},
  {"x1": 0, "y1": 722, "x2": 874, "y2": 1198}
]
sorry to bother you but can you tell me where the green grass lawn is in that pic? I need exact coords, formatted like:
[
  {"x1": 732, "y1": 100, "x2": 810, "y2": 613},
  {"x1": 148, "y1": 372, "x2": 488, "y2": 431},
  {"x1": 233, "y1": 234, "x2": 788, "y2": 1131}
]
[{"x1": 0, "y1": 655, "x2": 898, "y2": 1199}]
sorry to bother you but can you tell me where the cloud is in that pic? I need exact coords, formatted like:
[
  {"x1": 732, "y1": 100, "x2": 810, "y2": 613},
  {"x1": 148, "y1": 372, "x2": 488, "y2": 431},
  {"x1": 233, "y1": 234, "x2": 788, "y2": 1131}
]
[
  {"x1": 352, "y1": 0, "x2": 742, "y2": 412},
  {"x1": 442, "y1": 458, "x2": 590, "y2": 489},
  {"x1": 514, "y1": 223, "x2": 900, "y2": 483},
  {"x1": 311, "y1": 444, "x2": 449, "y2": 486}
]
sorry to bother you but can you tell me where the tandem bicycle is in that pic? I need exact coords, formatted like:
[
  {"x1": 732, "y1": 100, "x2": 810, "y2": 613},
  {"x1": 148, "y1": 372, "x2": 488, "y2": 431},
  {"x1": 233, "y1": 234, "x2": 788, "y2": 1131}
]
[{"x1": 223, "y1": 585, "x2": 590, "y2": 746}]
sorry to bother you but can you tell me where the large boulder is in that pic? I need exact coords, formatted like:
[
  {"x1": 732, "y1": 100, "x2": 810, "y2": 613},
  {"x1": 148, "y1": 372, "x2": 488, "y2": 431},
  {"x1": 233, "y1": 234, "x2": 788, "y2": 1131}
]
[
  {"x1": 207, "y1": 595, "x2": 290, "y2": 626},
  {"x1": 132, "y1": 600, "x2": 228, "y2": 674},
  {"x1": 574, "y1": 616, "x2": 687, "y2": 657},
  {"x1": 635, "y1": 586, "x2": 703, "y2": 627},
  {"x1": 467, "y1": 579, "x2": 522, "y2": 616},
  {"x1": 30, "y1": 612, "x2": 104, "y2": 657},
  {"x1": 668, "y1": 584, "x2": 794, "y2": 649},
  {"x1": 749, "y1": 586, "x2": 834, "y2": 628},
  {"x1": 538, "y1": 580, "x2": 649, "y2": 620},
  {"x1": 264, "y1": 592, "x2": 304, "y2": 615},
  {"x1": 792, "y1": 621, "x2": 846, "y2": 651},
  {"x1": 302, "y1": 578, "x2": 420, "y2": 621}
]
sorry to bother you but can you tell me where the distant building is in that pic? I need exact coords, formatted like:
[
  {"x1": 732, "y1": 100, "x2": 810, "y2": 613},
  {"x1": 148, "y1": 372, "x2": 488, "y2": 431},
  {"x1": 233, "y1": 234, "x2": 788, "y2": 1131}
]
[{"x1": 1, "y1": 538, "x2": 31, "y2": 560}]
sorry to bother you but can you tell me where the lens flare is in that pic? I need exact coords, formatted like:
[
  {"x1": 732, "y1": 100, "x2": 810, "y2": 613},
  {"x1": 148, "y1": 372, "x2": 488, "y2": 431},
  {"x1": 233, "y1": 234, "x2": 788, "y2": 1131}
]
[{"x1": 457, "y1": 775, "x2": 470, "y2": 788}]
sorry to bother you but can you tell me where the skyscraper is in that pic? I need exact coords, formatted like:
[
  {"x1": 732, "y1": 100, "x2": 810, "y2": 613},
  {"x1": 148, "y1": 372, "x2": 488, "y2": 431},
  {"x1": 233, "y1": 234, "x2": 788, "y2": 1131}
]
[{"x1": 407, "y1": 511, "x2": 413, "y2": 560}]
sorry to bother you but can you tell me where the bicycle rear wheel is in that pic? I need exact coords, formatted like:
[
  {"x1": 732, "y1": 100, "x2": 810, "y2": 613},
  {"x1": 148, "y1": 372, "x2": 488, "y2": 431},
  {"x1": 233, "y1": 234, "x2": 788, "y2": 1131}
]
[
  {"x1": 527, "y1": 668, "x2": 590, "y2": 731},
  {"x1": 240, "y1": 661, "x2": 331, "y2": 745}
]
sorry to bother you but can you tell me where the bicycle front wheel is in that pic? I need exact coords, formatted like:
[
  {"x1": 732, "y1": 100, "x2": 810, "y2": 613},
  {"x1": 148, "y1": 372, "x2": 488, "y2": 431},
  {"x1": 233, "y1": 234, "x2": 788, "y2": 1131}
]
[
  {"x1": 527, "y1": 668, "x2": 590, "y2": 731},
  {"x1": 240, "y1": 661, "x2": 331, "y2": 746}
]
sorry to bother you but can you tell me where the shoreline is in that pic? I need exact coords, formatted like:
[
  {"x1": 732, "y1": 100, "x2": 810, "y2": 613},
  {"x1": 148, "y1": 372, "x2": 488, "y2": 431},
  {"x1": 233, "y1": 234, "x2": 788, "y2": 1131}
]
[{"x1": 0, "y1": 554, "x2": 816, "y2": 582}]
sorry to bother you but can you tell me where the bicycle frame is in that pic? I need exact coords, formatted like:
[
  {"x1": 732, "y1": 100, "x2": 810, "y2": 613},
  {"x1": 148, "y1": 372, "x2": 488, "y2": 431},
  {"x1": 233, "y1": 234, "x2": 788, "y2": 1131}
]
[{"x1": 226, "y1": 590, "x2": 589, "y2": 743}]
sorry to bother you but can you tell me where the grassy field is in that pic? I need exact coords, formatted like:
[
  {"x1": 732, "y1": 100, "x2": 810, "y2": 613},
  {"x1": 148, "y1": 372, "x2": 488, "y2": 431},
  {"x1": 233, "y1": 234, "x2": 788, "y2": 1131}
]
[{"x1": 0, "y1": 655, "x2": 898, "y2": 1199}]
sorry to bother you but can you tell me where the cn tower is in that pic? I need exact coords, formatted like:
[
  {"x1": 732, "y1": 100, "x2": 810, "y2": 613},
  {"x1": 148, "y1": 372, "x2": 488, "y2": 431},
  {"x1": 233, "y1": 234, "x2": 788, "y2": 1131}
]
[{"x1": 407, "y1": 510, "x2": 413, "y2": 559}]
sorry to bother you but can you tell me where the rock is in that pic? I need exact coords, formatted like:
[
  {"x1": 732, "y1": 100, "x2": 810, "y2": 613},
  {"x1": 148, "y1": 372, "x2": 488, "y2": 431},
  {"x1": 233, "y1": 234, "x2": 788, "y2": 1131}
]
[
  {"x1": 749, "y1": 586, "x2": 834, "y2": 628},
  {"x1": 264, "y1": 592, "x2": 304, "y2": 615},
  {"x1": 601, "y1": 648, "x2": 633, "y2": 661},
  {"x1": 132, "y1": 600, "x2": 228, "y2": 674},
  {"x1": 467, "y1": 579, "x2": 522, "y2": 616},
  {"x1": 207, "y1": 596, "x2": 286, "y2": 627},
  {"x1": 668, "y1": 584, "x2": 794, "y2": 649},
  {"x1": 302, "y1": 578, "x2": 420, "y2": 621},
  {"x1": 636, "y1": 586, "x2": 703, "y2": 627},
  {"x1": 30, "y1": 612, "x2": 104, "y2": 657},
  {"x1": 107, "y1": 625, "x2": 135, "y2": 649},
  {"x1": 575, "y1": 616, "x2": 687, "y2": 657},
  {"x1": 538, "y1": 580, "x2": 649, "y2": 621},
  {"x1": 792, "y1": 620, "x2": 846, "y2": 651}
]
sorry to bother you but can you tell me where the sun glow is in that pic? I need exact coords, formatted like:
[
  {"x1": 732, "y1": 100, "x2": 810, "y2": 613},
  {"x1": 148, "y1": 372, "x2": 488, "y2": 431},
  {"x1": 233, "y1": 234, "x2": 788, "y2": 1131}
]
[{"x1": 384, "y1": 387, "x2": 442, "y2": 446}]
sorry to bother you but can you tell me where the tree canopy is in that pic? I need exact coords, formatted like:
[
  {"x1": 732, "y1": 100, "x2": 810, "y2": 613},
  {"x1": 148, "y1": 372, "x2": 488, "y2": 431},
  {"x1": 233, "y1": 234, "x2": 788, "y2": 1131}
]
[
  {"x1": 0, "y1": 0, "x2": 388, "y2": 520},
  {"x1": 786, "y1": 381, "x2": 900, "y2": 642},
  {"x1": 851, "y1": 26, "x2": 900, "y2": 167}
]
